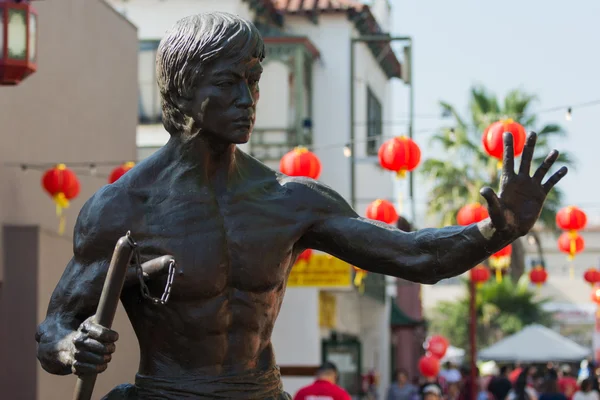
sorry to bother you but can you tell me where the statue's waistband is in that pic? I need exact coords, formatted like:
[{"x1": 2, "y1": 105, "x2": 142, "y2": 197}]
[{"x1": 134, "y1": 366, "x2": 288, "y2": 399}]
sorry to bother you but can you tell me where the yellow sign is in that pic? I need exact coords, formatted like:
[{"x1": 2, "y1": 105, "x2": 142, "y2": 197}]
[
  {"x1": 319, "y1": 292, "x2": 337, "y2": 329},
  {"x1": 288, "y1": 254, "x2": 353, "y2": 288}
]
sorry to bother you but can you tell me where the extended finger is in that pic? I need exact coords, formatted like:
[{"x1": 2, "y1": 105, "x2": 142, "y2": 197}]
[
  {"x1": 82, "y1": 319, "x2": 119, "y2": 343},
  {"x1": 502, "y1": 133, "x2": 515, "y2": 176},
  {"x1": 74, "y1": 349, "x2": 112, "y2": 365},
  {"x1": 479, "y1": 187, "x2": 506, "y2": 230},
  {"x1": 72, "y1": 361, "x2": 108, "y2": 376},
  {"x1": 543, "y1": 166, "x2": 568, "y2": 193},
  {"x1": 74, "y1": 336, "x2": 116, "y2": 355},
  {"x1": 519, "y1": 132, "x2": 537, "y2": 176},
  {"x1": 532, "y1": 150, "x2": 560, "y2": 183}
]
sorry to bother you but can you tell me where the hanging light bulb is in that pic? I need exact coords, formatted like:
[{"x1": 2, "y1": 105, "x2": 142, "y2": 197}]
[
  {"x1": 89, "y1": 163, "x2": 97, "y2": 176},
  {"x1": 20, "y1": 164, "x2": 28, "y2": 174},
  {"x1": 565, "y1": 107, "x2": 572, "y2": 121},
  {"x1": 343, "y1": 144, "x2": 352, "y2": 158}
]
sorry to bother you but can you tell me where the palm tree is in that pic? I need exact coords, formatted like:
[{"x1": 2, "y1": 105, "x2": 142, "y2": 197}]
[
  {"x1": 421, "y1": 85, "x2": 574, "y2": 280},
  {"x1": 429, "y1": 278, "x2": 552, "y2": 350}
]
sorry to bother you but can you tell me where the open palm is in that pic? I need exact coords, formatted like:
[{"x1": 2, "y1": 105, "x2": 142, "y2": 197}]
[{"x1": 480, "y1": 132, "x2": 568, "y2": 237}]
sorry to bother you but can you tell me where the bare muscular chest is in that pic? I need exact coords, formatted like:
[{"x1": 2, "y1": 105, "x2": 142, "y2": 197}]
[{"x1": 132, "y1": 187, "x2": 310, "y2": 299}]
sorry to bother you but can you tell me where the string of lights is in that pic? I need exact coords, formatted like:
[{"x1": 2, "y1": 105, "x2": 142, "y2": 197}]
[{"x1": 4, "y1": 98, "x2": 599, "y2": 173}]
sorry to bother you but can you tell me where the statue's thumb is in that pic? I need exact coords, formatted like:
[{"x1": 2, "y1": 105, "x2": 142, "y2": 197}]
[{"x1": 480, "y1": 187, "x2": 504, "y2": 227}]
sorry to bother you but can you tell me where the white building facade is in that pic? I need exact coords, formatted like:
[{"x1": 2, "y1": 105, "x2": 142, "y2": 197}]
[{"x1": 107, "y1": 0, "x2": 403, "y2": 397}]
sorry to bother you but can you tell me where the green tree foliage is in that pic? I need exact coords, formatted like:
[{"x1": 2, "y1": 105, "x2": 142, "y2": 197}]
[
  {"x1": 428, "y1": 278, "x2": 552, "y2": 350},
  {"x1": 421, "y1": 85, "x2": 574, "y2": 279}
]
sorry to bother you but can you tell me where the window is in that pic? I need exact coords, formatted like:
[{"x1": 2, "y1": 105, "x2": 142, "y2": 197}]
[
  {"x1": 366, "y1": 87, "x2": 383, "y2": 156},
  {"x1": 138, "y1": 40, "x2": 162, "y2": 124}
]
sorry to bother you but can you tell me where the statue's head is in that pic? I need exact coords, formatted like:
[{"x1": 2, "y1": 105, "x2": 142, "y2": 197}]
[{"x1": 157, "y1": 12, "x2": 265, "y2": 143}]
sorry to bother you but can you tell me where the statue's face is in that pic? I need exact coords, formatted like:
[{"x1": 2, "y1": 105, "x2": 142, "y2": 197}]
[{"x1": 189, "y1": 56, "x2": 262, "y2": 144}]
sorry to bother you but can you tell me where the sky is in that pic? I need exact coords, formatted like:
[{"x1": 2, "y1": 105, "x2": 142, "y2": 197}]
[{"x1": 389, "y1": 0, "x2": 600, "y2": 225}]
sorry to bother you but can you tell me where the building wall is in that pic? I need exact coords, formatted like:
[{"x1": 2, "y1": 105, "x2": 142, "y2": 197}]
[
  {"x1": 0, "y1": 1, "x2": 138, "y2": 399},
  {"x1": 107, "y1": 0, "x2": 254, "y2": 39}
]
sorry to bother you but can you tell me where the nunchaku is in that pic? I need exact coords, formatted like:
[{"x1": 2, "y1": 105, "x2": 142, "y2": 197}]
[{"x1": 72, "y1": 231, "x2": 176, "y2": 400}]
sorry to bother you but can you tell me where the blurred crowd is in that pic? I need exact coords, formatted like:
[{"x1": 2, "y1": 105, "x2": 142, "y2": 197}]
[{"x1": 386, "y1": 360, "x2": 600, "y2": 400}]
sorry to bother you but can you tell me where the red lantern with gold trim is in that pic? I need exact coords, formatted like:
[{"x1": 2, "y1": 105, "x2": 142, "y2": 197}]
[
  {"x1": 41, "y1": 164, "x2": 80, "y2": 234},
  {"x1": 378, "y1": 136, "x2": 421, "y2": 178},
  {"x1": 470, "y1": 265, "x2": 491, "y2": 288},
  {"x1": 280, "y1": 147, "x2": 321, "y2": 179},
  {"x1": 109, "y1": 161, "x2": 135, "y2": 184},
  {"x1": 556, "y1": 206, "x2": 587, "y2": 231},
  {"x1": 558, "y1": 232, "x2": 585, "y2": 260},
  {"x1": 489, "y1": 244, "x2": 512, "y2": 282},
  {"x1": 482, "y1": 119, "x2": 526, "y2": 165},
  {"x1": 584, "y1": 268, "x2": 600, "y2": 287},
  {"x1": 0, "y1": 0, "x2": 38, "y2": 85},
  {"x1": 456, "y1": 203, "x2": 489, "y2": 226},
  {"x1": 366, "y1": 199, "x2": 398, "y2": 224},
  {"x1": 418, "y1": 354, "x2": 440, "y2": 378},
  {"x1": 529, "y1": 266, "x2": 548, "y2": 288}
]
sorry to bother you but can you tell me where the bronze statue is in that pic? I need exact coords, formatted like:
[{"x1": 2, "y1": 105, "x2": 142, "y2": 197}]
[{"x1": 35, "y1": 11, "x2": 567, "y2": 399}]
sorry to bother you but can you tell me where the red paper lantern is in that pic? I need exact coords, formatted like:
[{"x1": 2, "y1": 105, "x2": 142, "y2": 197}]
[
  {"x1": 470, "y1": 265, "x2": 491, "y2": 287},
  {"x1": 591, "y1": 283, "x2": 600, "y2": 305},
  {"x1": 418, "y1": 354, "x2": 440, "y2": 378},
  {"x1": 378, "y1": 136, "x2": 421, "y2": 178},
  {"x1": 109, "y1": 161, "x2": 135, "y2": 184},
  {"x1": 556, "y1": 206, "x2": 587, "y2": 232},
  {"x1": 0, "y1": 0, "x2": 38, "y2": 85},
  {"x1": 584, "y1": 268, "x2": 600, "y2": 286},
  {"x1": 456, "y1": 203, "x2": 489, "y2": 226},
  {"x1": 482, "y1": 119, "x2": 527, "y2": 162},
  {"x1": 297, "y1": 249, "x2": 313, "y2": 263},
  {"x1": 280, "y1": 147, "x2": 322, "y2": 179},
  {"x1": 489, "y1": 244, "x2": 512, "y2": 282},
  {"x1": 529, "y1": 266, "x2": 548, "y2": 287},
  {"x1": 558, "y1": 231, "x2": 585, "y2": 260},
  {"x1": 426, "y1": 335, "x2": 449, "y2": 359},
  {"x1": 41, "y1": 164, "x2": 80, "y2": 234},
  {"x1": 365, "y1": 199, "x2": 398, "y2": 224}
]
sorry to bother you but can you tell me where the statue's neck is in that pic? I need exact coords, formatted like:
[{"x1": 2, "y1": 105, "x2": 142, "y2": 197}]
[{"x1": 166, "y1": 134, "x2": 238, "y2": 185}]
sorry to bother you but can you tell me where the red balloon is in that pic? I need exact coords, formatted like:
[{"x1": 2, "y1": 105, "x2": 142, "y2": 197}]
[
  {"x1": 482, "y1": 119, "x2": 526, "y2": 161},
  {"x1": 418, "y1": 354, "x2": 441, "y2": 378},
  {"x1": 427, "y1": 335, "x2": 449, "y2": 359}
]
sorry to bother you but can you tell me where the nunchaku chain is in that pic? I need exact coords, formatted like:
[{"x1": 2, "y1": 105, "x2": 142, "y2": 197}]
[{"x1": 126, "y1": 231, "x2": 176, "y2": 305}]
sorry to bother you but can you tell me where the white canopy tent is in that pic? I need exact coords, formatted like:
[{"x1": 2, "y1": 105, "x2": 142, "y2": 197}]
[{"x1": 478, "y1": 324, "x2": 591, "y2": 363}]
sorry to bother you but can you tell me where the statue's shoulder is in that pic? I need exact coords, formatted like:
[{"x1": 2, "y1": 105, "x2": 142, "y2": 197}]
[{"x1": 74, "y1": 183, "x2": 139, "y2": 260}]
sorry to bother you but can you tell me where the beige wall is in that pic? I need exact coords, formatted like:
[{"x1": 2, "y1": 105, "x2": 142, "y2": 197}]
[{"x1": 0, "y1": 1, "x2": 139, "y2": 399}]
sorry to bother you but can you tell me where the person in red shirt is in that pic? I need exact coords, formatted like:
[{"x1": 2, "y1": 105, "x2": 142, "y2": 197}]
[
  {"x1": 294, "y1": 362, "x2": 352, "y2": 400},
  {"x1": 558, "y1": 365, "x2": 579, "y2": 400}
]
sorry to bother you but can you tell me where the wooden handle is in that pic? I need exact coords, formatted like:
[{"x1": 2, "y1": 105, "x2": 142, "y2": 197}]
[{"x1": 72, "y1": 235, "x2": 135, "y2": 400}]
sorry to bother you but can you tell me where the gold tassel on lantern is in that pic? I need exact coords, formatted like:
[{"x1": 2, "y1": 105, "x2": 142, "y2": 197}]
[
  {"x1": 53, "y1": 192, "x2": 70, "y2": 235},
  {"x1": 568, "y1": 229, "x2": 578, "y2": 279},
  {"x1": 353, "y1": 267, "x2": 367, "y2": 294},
  {"x1": 396, "y1": 169, "x2": 407, "y2": 179}
]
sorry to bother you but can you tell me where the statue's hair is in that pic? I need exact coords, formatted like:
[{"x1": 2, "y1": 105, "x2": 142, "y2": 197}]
[{"x1": 156, "y1": 12, "x2": 265, "y2": 135}]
